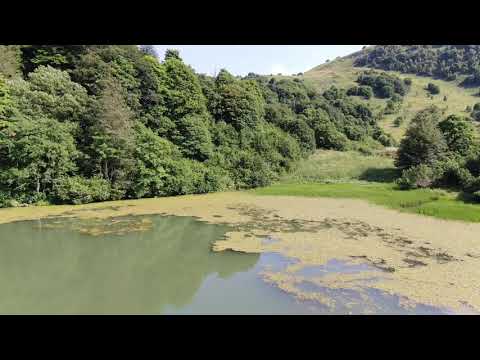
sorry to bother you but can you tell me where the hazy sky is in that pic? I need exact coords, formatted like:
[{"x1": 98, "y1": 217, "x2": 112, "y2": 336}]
[{"x1": 153, "y1": 45, "x2": 365, "y2": 76}]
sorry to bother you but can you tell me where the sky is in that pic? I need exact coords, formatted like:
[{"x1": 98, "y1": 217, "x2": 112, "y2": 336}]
[{"x1": 153, "y1": 45, "x2": 365, "y2": 76}]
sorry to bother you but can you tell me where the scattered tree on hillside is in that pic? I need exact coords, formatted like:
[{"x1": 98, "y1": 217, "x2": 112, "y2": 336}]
[
  {"x1": 396, "y1": 107, "x2": 447, "y2": 168},
  {"x1": 427, "y1": 83, "x2": 440, "y2": 95}
]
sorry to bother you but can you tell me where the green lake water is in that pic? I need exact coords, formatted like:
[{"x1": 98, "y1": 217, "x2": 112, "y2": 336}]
[{"x1": 0, "y1": 214, "x2": 448, "y2": 314}]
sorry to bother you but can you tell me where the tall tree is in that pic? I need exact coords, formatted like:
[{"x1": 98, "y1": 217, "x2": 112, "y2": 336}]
[
  {"x1": 396, "y1": 107, "x2": 448, "y2": 168},
  {"x1": 0, "y1": 45, "x2": 22, "y2": 79},
  {"x1": 214, "y1": 69, "x2": 266, "y2": 130},
  {"x1": 160, "y1": 50, "x2": 213, "y2": 158},
  {"x1": 91, "y1": 77, "x2": 135, "y2": 192},
  {"x1": 0, "y1": 116, "x2": 78, "y2": 200},
  {"x1": 0, "y1": 75, "x2": 13, "y2": 119},
  {"x1": 9, "y1": 65, "x2": 90, "y2": 123},
  {"x1": 139, "y1": 45, "x2": 158, "y2": 58}
]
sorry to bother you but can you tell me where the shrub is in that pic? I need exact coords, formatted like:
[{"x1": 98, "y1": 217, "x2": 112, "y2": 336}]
[
  {"x1": 462, "y1": 175, "x2": 480, "y2": 194},
  {"x1": 376, "y1": 133, "x2": 396, "y2": 147},
  {"x1": 394, "y1": 116, "x2": 404, "y2": 127},
  {"x1": 53, "y1": 176, "x2": 112, "y2": 205},
  {"x1": 313, "y1": 121, "x2": 349, "y2": 151},
  {"x1": 397, "y1": 164, "x2": 437, "y2": 189},
  {"x1": 356, "y1": 71, "x2": 407, "y2": 99},
  {"x1": 465, "y1": 156, "x2": 480, "y2": 177},
  {"x1": 0, "y1": 191, "x2": 10, "y2": 208},
  {"x1": 358, "y1": 86, "x2": 373, "y2": 99},
  {"x1": 435, "y1": 159, "x2": 475, "y2": 189},
  {"x1": 379, "y1": 85, "x2": 395, "y2": 99},
  {"x1": 385, "y1": 99, "x2": 400, "y2": 114},
  {"x1": 472, "y1": 110, "x2": 480, "y2": 121},
  {"x1": 346, "y1": 86, "x2": 359, "y2": 96},
  {"x1": 426, "y1": 83, "x2": 440, "y2": 95},
  {"x1": 347, "y1": 85, "x2": 373, "y2": 99},
  {"x1": 230, "y1": 150, "x2": 277, "y2": 188},
  {"x1": 438, "y1": 115, "x2": 476, "y2": 156},
  {"x1": 473, "y1": 191, "x2": 480, "y2": 202},
  {"x1": 158, "y1": 158, "x2": 200, "y2": 195}
]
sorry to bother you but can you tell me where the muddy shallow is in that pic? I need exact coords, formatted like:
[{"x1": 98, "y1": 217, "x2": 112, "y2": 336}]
[{"x1": 1, "y1": 192, "x2": 479, "y2": 314}]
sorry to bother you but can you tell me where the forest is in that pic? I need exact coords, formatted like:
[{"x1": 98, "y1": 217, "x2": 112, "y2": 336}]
[
  {"x1": 0, "y1": 45, "x2": 393, "y2": 207},
  {"x1": 2, "y1": 45, "x2": 480, "y2": 208},
  {"x1": 354, "y1": 45, "x2": 480, "y2": 85}
]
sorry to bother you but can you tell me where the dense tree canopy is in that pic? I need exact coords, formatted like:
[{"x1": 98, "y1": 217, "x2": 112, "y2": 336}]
[
  {"x1": 355, "y1": 45, "x2": 480, "y2": 85},
  {"x1": 0, "y1": 45, "x2": 394, "y2": 207},
  {"x1": 395, "y1": 106, "x2": 480, "y2": 198},
  {"x1": 355, "y1": 70, "x2": 410, "y2": 99}
]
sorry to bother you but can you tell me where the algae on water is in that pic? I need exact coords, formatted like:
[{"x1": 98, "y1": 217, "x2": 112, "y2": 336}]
[{"x1": 1, "y1": 192, "x2": 480, "y2": 313}]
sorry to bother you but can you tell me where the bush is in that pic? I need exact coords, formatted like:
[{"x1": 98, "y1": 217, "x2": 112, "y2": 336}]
[
  {"x1": 384, "y1": 99, "x2": 401, "y2": 114},
  {"x1": 465, "y1": 156, "x2": 480, "y2": 177},
  {"x1": 0, "y1": 191, "x2": 10, "y2": 208},
  {"x1": 313, "y1": 121, "x2": 349, "y2": 151},
  {"x1": 473, "y1": 191, "x2": 480, "y2": 202},
  {"x1": 438, "y1": 115, "x2": 476, "y2": 156},
  {"x1": 462, "y1": 176, "x2": 480, "y2": 194},
  {"x1": 346, "y1": 86, "x2": 359, "y2": 96},
  {"x1": 379, "y1": 85, "x2": 395, "y2": 99},
  {"x1": 376, "y1": 133, "x2": 396, "y2": 147},
  {"x1": 397, "y1": 164, "x2": 437, "y2": 189},
  {"x1": 230, "y1": 150, "x2": 277, "y2": 188},
  {"x1": 435, "y1": 159, "x2": 475, "y2": 189},
  {"x1": 472, "y1": 110, "x2": 480, "y2": 121},
  {"x1": 356, "y1": 71, "x2": 407, "y2": 99},
  {"x1": 53, "y1": 176, "x2": 112, "y2": 205},
  {"x1": 358, "y1": 86, "x2": 373, "y2": 99},
  {"x1": 394, "y1": 116, "x2": 404, "y2": 127},
  {"x1": 403, "y1": 78, "x2": 412, "y2": 86},
  {"x1": 427, "y1": 83, "x2": 440, "y2": 95},
  {"x1": 158, "y1": 158, "x2": 200, "y2": 196},
  {"x1": 346, "y1": 85, "x2": 372, "y2": 99}
]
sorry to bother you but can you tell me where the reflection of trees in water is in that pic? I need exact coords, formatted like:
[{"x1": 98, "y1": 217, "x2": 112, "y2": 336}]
[{"x1": 0, "y1": 216, "x2": 259, "y2": 314}]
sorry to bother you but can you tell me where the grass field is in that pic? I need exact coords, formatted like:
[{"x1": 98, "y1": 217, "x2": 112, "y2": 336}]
[
  {"x1": 303, "y1": 57, "x2": 480, "y2": 141},
  {"x1": 280, "y1": 150, "x2": 398, "y2": 183},
  {"x1": 254, "y1": 182, "x2": 480, "y2": 222},
  {"x1": 254, "y1": 150, "x2": 480, "y2": 222}
]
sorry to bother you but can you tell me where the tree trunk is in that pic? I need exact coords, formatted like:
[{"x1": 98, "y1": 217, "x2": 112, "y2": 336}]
[{"x1": 104, "y1": 161, "x2": 109, "y2": 181}]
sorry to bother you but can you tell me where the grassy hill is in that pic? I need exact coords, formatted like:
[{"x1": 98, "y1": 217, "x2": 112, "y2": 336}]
[
  {"x1": 303, "y1": 55, "x2": 480, "y2": 142},
  {"x1": 258, "y1": 46, "x2": 480, "y2": 222}
]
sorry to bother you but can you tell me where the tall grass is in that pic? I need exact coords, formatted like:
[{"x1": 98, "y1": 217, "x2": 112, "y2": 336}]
[{"x1": 281, "y1": 150, "x2": 399, "y2": 183}]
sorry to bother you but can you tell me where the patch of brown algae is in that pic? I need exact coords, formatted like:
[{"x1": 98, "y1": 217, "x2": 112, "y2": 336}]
[{"x1": 1, "y1": 192, "x2": 479, "y2": 312}]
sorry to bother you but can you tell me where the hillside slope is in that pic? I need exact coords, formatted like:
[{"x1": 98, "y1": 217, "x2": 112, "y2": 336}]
[{"x1": 304, "y1": 51, "x2": 480, "y2": 141}]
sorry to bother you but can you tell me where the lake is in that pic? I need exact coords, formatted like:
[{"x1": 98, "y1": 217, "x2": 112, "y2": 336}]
[{"x1": 0, "y1": 213, "x2": 448, "y2": 314}]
